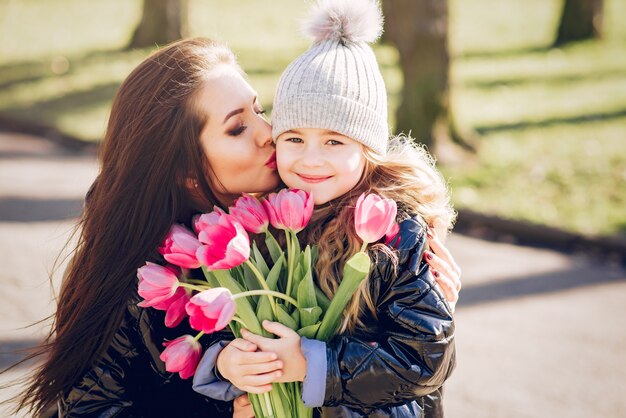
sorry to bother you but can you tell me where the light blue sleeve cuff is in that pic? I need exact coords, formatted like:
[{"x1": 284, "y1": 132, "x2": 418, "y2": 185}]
[
  {"x1": 300, "y1": 337, "x2": 327, "y2": 408},
  {"x1": 192, "y1": 340, "x2": 245, "y2": 401}
]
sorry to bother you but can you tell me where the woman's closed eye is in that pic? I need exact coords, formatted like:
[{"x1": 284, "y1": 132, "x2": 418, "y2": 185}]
[{"x1": 227, "y1": 124, "x2": 247, "y2": 136}]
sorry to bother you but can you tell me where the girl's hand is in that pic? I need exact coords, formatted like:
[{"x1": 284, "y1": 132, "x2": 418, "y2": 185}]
[
  {"x1": 233, "y1": 394, "x2": 254, "y2": 418},
  {"x1": 426, "y1": 228, "x2": 462, "y2": 313},
  {"x1": 216, "y1": 338, "x2": 283, "y2": 394},
  {"x1": 241, "y1": 320, "x2": 307, "y2": 383}
]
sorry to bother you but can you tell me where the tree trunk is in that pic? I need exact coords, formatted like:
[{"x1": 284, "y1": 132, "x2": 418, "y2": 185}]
[
  {"x1": 382, "y1": 0, "x2": 450, "y2": 152},
  {"x1": 128, "y1": 0, "x2": 188, "y2": 49},
  {"x1": 554, "y1": 0, "x2": 603, "y2": 46}
]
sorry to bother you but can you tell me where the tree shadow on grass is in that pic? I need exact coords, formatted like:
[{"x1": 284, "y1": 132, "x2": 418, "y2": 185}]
[
  {"x1": 0, "y1": 197, "x2": 83, "y2": 222},
  {"x1": 0, "y1": 339, "x2": 42, "y2": 370},
  {"x1": 1, "y1": 81, "x2": 120, "y2": 141},
  {"x1": 454, "y1": 45, "x2": 554, "y2": 60},
  {"x1": 458, "y1": 261, "x2": 625, "y2": 308},
  {"x1": 0, "y1": 48, "x2": 147, "y2": 89},
  {"x1": 474, "y1": 107, "x2": 626, "y2": 135},
  {"x1": 463, "y1": 67, "x2": 626, "y2": 89}
]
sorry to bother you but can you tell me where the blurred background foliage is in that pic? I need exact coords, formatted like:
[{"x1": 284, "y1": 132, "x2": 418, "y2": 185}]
[{"x1": 0, "y1": 0, "x2": 624, "y2": 238}]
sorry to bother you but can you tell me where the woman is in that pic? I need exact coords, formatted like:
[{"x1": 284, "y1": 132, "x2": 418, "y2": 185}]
[{"x1": 13, "y1": 38, "x2": 460, "y2": 417}]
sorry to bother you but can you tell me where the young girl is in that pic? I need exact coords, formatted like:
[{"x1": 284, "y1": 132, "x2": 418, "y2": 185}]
[{"x1": 193, "y1": 1, "x2": 457, "y2": 416}]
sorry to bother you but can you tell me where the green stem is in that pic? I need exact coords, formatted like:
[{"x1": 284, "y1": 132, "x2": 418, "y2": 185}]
[
  {"x1": 233, "y1": 290, "x2": 299, "y2": 309},
  {"x1": 243, "y1": 259, "x2": 278, "y2": 316},
  {"x1": 186, "y1": 278, "x2": 210, "y2": 286},
  {"x1": 360, "y1": 242, "x2": 368, "y2": 253},
  {"x1": 193, "y1": 331, "x2": 205, "y2": 342},
  {"x1": 178, "y1": 282, "x2": 209, "y2": 292},
  {"x1": 263, "y1": 392, "x2": 274, "y2": 418},
  {"x1": 285, "y1": 230, "x2": 294, "y2": 298},
  {"x1": 230, "y1": 316, "x2": 248, "y2": 329}
]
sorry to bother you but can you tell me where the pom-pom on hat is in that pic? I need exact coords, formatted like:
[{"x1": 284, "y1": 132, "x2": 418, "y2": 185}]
[{"x1": 272, "y1": 0, "x2": 389, "y2": 155}]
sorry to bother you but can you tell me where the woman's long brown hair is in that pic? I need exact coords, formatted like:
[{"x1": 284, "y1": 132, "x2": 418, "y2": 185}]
[{"x1": 13, "y1": 38, "x2": 239, "y2": 416}]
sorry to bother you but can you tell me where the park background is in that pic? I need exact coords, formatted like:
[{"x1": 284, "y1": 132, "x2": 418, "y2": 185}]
[{"x1": 0, "y1": 0, "x2": 625, "y2": 417}]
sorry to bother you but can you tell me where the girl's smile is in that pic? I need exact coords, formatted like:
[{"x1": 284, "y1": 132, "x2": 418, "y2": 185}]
[{"x1": 275, "y1": 127, "x2": 365, "y2": 205}]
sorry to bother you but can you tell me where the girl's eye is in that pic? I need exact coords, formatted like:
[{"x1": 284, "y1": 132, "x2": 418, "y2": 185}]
[
  {"x1": 286, "y1": 137, "x2": 303, "y2": 143},
  {"x1": 327, "y1": 139, "x2": 343, "y2": 145},
  {"x1": 228, "y1": 124, "x2": 247, "y2": 136}
]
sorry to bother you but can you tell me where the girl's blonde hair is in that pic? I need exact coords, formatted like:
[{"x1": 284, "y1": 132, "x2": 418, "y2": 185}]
[{"x1": 302, "y1": 136, "x2": 456, "y2": 333}]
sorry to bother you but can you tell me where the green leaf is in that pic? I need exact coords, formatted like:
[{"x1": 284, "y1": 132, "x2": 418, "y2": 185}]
[
  {"x1": 315, "y1": 287, "x2": 331, "y2": 312},
  {"x1": 291, "y1": 308, "x2": 300, "y2": 326},
  {"x1": 299, "y1": 306, "x2": 322, "y2": 328},
  {"x1": 316, "y1": 252, "x2": 370, "y2": 342},
  {"x1": 297, "y1": 323, "x2": 321, "y2": 339},
  {"x1": 311, "y1": 245, "x2": 319, "y2": 265},
  {"x1": 252, "y1": 241, "x2": 270, "y2": 277},
  {"x1": 266, "y1": 254, "x2": 285, "y2": 291},
  {"x1": 255, "y1": 297, "x2": 274, "y2": 338},
  {"x1": 265, "y1": 230, "x2": 282, "y2": 264},
  {"x1": 303, "y1": 245, "x2": 312, "y2": 268},
  {"x1": 201, "y1": 268, "x2": 221, "y2": 289},
  {"x1": 297, "y1": 271, "x2": 317, "y2": 309},
  {"x1": 210, "y1": 269, "x2": 263, "y2": 336},
  {"x1": 292, "y1": 263, "x2": 303, "y2": 299},
  {"x1": 276, "y1": 304, "x2": 298, "y2": 331}
]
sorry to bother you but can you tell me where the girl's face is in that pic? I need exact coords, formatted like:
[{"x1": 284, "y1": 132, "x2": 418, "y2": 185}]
[
  {"x1": 196, "y1": 65, "x2": 280, "y2": 206},
  {"x1": 275, "y1": 128, "x2": 365, "y2": 205}
]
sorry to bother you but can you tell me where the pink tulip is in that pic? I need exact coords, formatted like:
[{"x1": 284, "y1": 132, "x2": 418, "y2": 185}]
[
  {"x1": 384, "y1": 222, "x2": 401, "y2": 246},
  {"x1": 160, "y1": 335, "x2": 202, "y2": 379},
  {"x1": 262, "y1": 189, "x2": 314, "y2": 233},
  {"x1": 137, "y1": 262, "x2": 180, "y2": 308},
  {"x1": 192, "y1": 206, "x2": 226, "y2": 235},
  {"x1": 229, "y1": 194, "x2": 269, "y2": 234},
  {"x1": 185, "y1": 288, "x2": 237, "y2": 334},
  {"x1": 162, "y1": 287, "x2": 192, "y2": 328},
  {"x1": 354, "y1": 193, "x2": 398, "y2": 244},
  {"x1": 195, "y1": 211, "x2": 250, "y2": 270},
  {"x1": 158, "y1": 224, "x2": 202, "y2": 269}
]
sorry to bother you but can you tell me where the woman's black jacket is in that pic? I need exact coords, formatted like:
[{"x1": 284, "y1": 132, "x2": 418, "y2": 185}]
[{"x1": 56, "y1": 302, "x2": 234, "y2": 417}]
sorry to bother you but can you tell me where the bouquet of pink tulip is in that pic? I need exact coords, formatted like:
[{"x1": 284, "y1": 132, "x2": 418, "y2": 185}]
[{"x1": 136, "y1": 189, "x2": 399, "y2": 418}]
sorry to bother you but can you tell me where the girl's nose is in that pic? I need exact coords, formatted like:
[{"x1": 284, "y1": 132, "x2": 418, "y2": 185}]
[{"x1": 301, "y1": 145, "x2": 325, "y2": 167}]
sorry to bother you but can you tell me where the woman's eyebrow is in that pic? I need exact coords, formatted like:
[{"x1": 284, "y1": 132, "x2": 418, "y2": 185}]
[
  {"x1": 222, "y1": 97, "x2": 257, "y2": 124},
  {"x1": 223, "y1": 108, "x2": 243, "y2": 124}
]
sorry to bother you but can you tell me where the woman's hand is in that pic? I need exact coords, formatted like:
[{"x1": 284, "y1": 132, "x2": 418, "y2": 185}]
[
  {"x1": 241, "y1": 320, "x2": 307, "y2": 383},
  {"x1": 216, "y1": 338, "x2": 282, "y2": 394},
  {"x1": 426, "y1": 228, "x2": 462, "y2": 312},
  {"x1": 233, "y1": 394, "x2": 254, "y2": 418}
]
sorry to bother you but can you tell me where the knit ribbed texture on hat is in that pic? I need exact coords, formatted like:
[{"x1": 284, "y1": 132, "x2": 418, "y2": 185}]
[{"x1": 272, "y1": 2, "x2": 389, "y2": 155}]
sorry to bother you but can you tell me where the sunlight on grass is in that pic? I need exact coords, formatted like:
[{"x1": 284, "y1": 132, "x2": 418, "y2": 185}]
[
  {"x1": 0, "y1": 0, "x2": 624, "y2": 237},
  {"x1": 443, "y1": 119, "x2": 626, "y2": 236}
]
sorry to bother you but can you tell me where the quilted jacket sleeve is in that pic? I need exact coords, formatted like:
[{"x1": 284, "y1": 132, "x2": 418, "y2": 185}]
[
  {"x1": 58, "y1": 303, "x2": 234, "y2": 417},
  {"x1": 323, "y1": 216, "x2": 456, "y2": 411}
]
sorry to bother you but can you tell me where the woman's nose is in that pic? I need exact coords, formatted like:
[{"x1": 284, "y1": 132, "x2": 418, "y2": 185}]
[{"x1": 255, "y1": 116, "x2": 273, "y2": 148}]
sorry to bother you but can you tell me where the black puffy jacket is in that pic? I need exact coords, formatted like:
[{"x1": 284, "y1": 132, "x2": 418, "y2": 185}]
[
  {"x1": 57, "y1": 302, "x2": 234, "y2": 417},
  {"x1": 317, "y1": 215, "x2": 456, "y2": 417}
]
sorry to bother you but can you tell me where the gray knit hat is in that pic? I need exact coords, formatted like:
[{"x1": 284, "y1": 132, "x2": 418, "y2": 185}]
[{"x1": 272, "y1": 0, "x2": 389, "y2": 155}]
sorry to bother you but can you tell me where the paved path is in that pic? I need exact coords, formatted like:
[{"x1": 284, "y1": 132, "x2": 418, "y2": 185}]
[{"x1": 1, "y1": 131, "x2": 624, "y2": 417}]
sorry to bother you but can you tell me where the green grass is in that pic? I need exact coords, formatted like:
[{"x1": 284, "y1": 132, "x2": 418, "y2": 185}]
[{"x1": 0, "y1": 0, "x2": 625, "y2": 237}]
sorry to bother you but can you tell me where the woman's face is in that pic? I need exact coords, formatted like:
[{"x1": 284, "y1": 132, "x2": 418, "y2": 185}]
[{"x1": 196, "y1": 65, "x2": 279, "y2": 206}]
